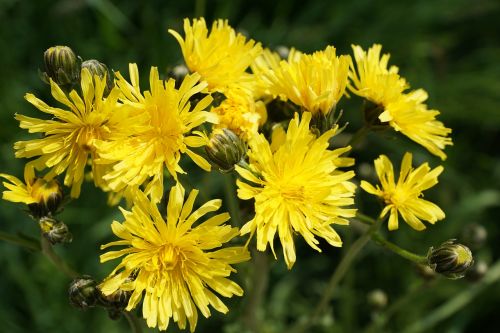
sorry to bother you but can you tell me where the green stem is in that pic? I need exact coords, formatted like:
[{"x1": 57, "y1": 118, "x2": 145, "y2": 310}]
[
  {"x1": 40, "y1": 237, "x2": 78, "y2": 278},
  {"x1": 402, "y1": 260, "x2": 500, "y2": 333},
  {"x1": 347, "y1": 125, "x2": 370, "y2": 149},
  {"x1": 291, "y1": 216, "x2": 385, "y2": 333},
  {"x1": 223, "y1": 173, "x2": 242, "y2": 226},
  {"x1": 242, "y1": 249, "x2": 270, "y2": 332},
  {"x1": 194, "y1": 0, "x2": 206, "y2": 17},
  {"x1": 371, "y1": 233, "x2": 428, "y2": 265},
  {"x1": 0, "y1": 230, "x2": 41, "y2": 251},
  {"x1": 355, "y1": 212, "x2": 376, "y2": 225},
  {"x1": 124, "y1": 311, "x2": 143, "y2": 333}
]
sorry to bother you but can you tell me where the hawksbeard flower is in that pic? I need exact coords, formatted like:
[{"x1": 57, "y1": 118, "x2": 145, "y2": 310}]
[
  {"x1": 236, "y1": 112, "x2": 357, "y2": 269},
  {"x1": 349, "y1": 44, "x2": 452, "y2": 160},
  {"x1": 95, "y1": 64, "x2": 217, "y2": 203},
  {"x1": 99, "y1": 183, "x2": 250, "y2": 332},
  {"x1": 258, "y1": 46, "x2": 351, "y2": 116},
  {"x1": 360, "y1": 152, "x2": 445, "y2": 231},
  {"x1": 211, "y1": 88, "x2": 267, "y2": 141},
  {"x1": 14, "y1": 69, "x2": 145, "y2": 198},
  {"x1": 168, "y1": 18, "x2": 262, "y2": 92}
]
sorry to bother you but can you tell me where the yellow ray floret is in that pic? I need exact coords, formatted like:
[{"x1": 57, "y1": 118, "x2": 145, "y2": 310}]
[
  {"x1": 99, "y1": 183, "x2": 250, "y2": 332},
  {"x1": 360, "y1": 152, "x2": 445, "y2": 231},
  {"x1": 236, "y1": 112, "x2": 357, "y2": 269},
  {"x1": 349, "y1": 44, "x2": 452, "y2": 160},
  {"x1": 258, "y1": 46, "x2": 350, "y2": 116},
  {"x1": 95, "y1": 64, "x2": 217, "y2": 203},
  {"x1": 14, "y1": 69, "x2": 145, "y2": 198},
  {"x1": 169, "y1": 18, "x2": 262, "y2": 92}
]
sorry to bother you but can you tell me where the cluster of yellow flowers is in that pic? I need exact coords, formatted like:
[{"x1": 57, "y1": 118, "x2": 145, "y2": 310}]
[{"x1": 0, "y1": 18, "x2": 453, "y2": 331}]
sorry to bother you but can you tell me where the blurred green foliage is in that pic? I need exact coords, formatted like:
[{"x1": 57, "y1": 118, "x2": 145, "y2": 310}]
[{"x1": 0, "y1": 0, "x2": 499, "y2": 332}]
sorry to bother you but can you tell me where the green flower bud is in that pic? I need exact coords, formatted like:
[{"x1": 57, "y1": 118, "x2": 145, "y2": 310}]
[
  {"x1": 81, "y1": 59, "x2": 113, "y2": 96},
  {"x1": 205, "y1": 128, "x2": 247, "y2": 172},
  {"x1": 427, "y1": 240, "x2": 474, "y2": 279},
  {"x1": 39, "y1": 217, "x2": 73, "y2": 245},
  {"x1": 310, "y1": 107, "x2": 345, "y2": 135},
  {"x1": 69, "y1": 276, "x2": 98, "y2": 309},
  {"x1": 42, "y1": 46, "x2": 80, "y2": 87},
  {"x1": 367, "y1": 289, "x2": 388, "y2": 310},
  {"x1": 28, "y1": 178, "x2": 64, "y2": 218}
]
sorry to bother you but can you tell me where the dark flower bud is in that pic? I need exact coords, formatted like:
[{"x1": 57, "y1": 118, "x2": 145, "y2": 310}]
[
  {"x1": 427, "y1": 240, "x2": 474, "y2": 279},
  {"x1": 69, "y1": 276, "x2": 98, "y2": 309},
  {"x1": 41, "y1": 46, "x2": 80, "y2": 87},
  {"x1": 205, "y1": 128, "x2": 247, "y2": 172},
  {"x1": 28, "y1": 178, "x2": 63, "y2": 218},
  {"x1": 81, "y1": 59, "x2": 114, "y2": 96},
  {"x1": 39, "y1": 217, "x2": 72, "y2": 245}
]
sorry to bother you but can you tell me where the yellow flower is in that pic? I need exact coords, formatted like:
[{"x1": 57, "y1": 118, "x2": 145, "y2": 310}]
[
  {"x1": 349, "y1": 44, "x2": 452, "y2": 160},
  {"x1": 14, "y1": 69, "x2": 144, "y2": 198},
  {"x1": 236, "y1": 112, "x2": 356, "y2": 268},
  {"x1": 360, "y1": 152, "x2": 445, "y2": 231},
  {"x1": 99, "y1": 183, "x2": 249, "y2": 332},
  {"x1": 211, "y1": 88, "x2": 267, "y2": 141},
  {"x1": 258, "y1": 46, "x2": 351, "y2": 116},
  {"x1": 96, "y1": 64, "x2": 217, "y2": 203},
  {"x1": 0, "y1": 164, "x2": 63, "y2": 218},
  {"x1": 169, "y1": 18, "x2": 262, "y2": 92}
]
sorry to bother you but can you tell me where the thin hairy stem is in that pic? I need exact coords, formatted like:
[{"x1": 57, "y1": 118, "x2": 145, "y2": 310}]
[{"x1": 40, "y1": 237, "x2": 78, "y2": 278}]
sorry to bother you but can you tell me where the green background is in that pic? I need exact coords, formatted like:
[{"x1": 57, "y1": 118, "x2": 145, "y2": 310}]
[{"x1": 0, "y1": 0, "x2": 499, "y2": 332}]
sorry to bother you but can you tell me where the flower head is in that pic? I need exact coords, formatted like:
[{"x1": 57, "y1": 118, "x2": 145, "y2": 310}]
[
  {"x1": 14, "y1": 68, "x2": 144, "y2": 198},
  {"x1": 211, "y1": 88, "x2": 266, "y2": 141},
  {"x1": 99, "y1": 184, "x2": 249, "y2": 332},
  {"x1": 349, "y1": 44, "x2": 452, "y2": 160},
  {"x1": 360, "y1": 152, "x2": 445, "y2": 231},
  {"x1": 259, "y1": 46, "x2": 350, "y2": 116},
  {"x1": 236, "y1": 112, "x2": 356, "y2": 268},
  {"x1": 96, "y1": 64, "x2": 217, "y2": 203},
  {"x1": 169, "y1": 18, "x2": 262, "y2": 92}
]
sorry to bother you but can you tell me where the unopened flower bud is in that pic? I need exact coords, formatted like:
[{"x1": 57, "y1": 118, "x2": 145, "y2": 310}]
[
  {"x1": 39, "y1": 217, "x2": 72, "y2": 245},
  {"x1": 42, "y1": 46, "x2": 80, "y2": 87},
  {"x1": 28, "y1": 178, "x2": 63, "y2": 218},
  {"x1": 427, "y1": 240, "x2": 474, "y2": 279},
  {"x1": 275, "y1": 45, "x2": 290, "y2": 59},
  {"x1": 205, "y1": 128, "x2": 247, "y2": 172},
  {"x1": 81, "y1": 59, "x2": 113, "y2": 96},
  {"x1": 367, "y1": 289, "x2": 388, "y2": 310},
  {"x1": 69, "y1": 276, "x2": 98, "y2": 309},
  {"x1": 461, "y1": 223, "x2": 487, "y2": 250}
]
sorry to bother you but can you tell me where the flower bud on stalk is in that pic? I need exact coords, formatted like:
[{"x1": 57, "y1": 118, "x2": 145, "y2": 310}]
[
  {"x1": 39, "y1": 216, "x2": 72, "y2": 245},
  {"x1": 205, "y1": 128, "x2": 247, "y2": 172},
  {"x1": 81, "y1": 59, "x2": 113, "y2": 96},
  {"x1": 28, "y1": 178, "x2": 63, "y2": 218},
  {"x1": 41, "y1": 46, "x2": 80, "y2": 87},
  {"x1": 69, "y1": 276, "x2": 98, "y2": 309},
  {"x1": 427, "y1": 240, "x2": 474, "y2": 279}
]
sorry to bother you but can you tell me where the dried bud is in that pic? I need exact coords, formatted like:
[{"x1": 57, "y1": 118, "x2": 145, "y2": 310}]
[
  {"x1": 42, "y1": 46, "x2": 80, "y2": 87},
  {"x1": 28, "y1": 178, "x2": 63, "y2": 218},
  {"x1": 39, "y1": 217, "x2": 73, "y2": 245},
  {"x1": 427, "y1": 240, "x2": 474, "y2": 279},
  {"x1": 69, "y1": 276, "x2": 98, "y2": 309},
  {"x1": 367, "y1": 289, "x2": 388, "y2": 310},
  {"x1": 461, "y1": 223, "x2": 487, "y2": 250},
  {"x1": 205, "y1": 128, "x2": 247, "y2": 172},
  {"x1": 81, "y1": 59, "x2": 113, "y2": 96}
]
